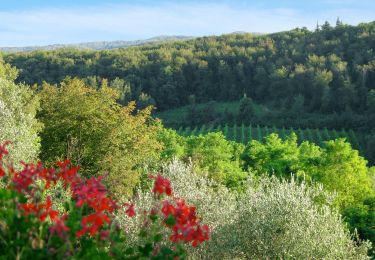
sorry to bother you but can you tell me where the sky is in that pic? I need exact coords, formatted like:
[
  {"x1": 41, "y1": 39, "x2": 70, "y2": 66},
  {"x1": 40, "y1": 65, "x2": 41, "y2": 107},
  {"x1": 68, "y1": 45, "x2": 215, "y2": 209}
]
[{"x1": 0, "y1": 0, "x2": 374, "y2": 47}]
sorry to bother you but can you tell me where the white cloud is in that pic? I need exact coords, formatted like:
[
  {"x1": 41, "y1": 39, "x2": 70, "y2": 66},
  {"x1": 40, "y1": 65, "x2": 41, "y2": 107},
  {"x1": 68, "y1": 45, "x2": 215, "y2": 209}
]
[{"x1": 0, "y1": 2, "x2": 373, "y2": 46}]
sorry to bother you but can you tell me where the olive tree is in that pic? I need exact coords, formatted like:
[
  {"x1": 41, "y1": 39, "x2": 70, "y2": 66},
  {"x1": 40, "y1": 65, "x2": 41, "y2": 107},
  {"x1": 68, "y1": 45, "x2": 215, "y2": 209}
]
[{"x1": 0, "y1": 59, "x2": 41, "y2": 165}]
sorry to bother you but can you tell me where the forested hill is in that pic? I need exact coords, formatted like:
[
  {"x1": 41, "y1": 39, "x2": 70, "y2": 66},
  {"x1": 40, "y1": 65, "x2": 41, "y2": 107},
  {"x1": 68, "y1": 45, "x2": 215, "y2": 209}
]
[
  {"x1": 3, "y1": 21, "x2": 375, "y2": 118},
  {"x1": 0, "y1": 36, "x2": 193, "y2": 53}
]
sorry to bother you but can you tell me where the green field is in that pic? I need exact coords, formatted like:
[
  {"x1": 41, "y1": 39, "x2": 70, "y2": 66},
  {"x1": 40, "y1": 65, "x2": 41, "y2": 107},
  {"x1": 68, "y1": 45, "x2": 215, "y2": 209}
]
[
  {"x1": 176, "y1": 124, "x2": 364, "y2": 152},
  {"x1": 155, "y1": 101, "x2": 266, "y2": 126}
]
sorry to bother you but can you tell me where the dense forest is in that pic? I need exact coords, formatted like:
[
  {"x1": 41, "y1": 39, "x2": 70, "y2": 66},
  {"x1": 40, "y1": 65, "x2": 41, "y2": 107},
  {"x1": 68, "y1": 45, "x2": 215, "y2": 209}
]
[
  {"x1": 1, "y1": 20, "x2": 375, "y2": 259},
  {"x1": 4, "y1": 20, "x2": 375, "y2": 162},
  {"x1": 4, "y1": 20, "x2": 375, "y2": 123},
  {"x1": 0, "y1": 36, "x2": 193, "y2": 53}
]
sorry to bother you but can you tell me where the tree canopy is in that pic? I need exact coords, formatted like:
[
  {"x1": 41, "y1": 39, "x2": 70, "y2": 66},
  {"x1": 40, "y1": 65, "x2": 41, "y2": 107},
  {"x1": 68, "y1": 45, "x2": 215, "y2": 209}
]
[
  {"x1": 0, "y1": 58, "x2": 41, "y2": 165},
  {"x1": 38, "y1": 78, "x2": 162, "y2": 197}
]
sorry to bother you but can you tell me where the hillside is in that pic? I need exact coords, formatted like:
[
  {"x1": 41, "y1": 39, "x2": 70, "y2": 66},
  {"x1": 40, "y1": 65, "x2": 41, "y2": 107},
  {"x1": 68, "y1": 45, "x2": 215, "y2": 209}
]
[
  {"x1": 3, "y1": 21, "x2": 374, "y2": 120},
  {"x1": 3, "y1": 21, "x2": 375, "y2": 143},
  {"x1": 0, "y1": 35, "x2": 193, "y2": 53}
]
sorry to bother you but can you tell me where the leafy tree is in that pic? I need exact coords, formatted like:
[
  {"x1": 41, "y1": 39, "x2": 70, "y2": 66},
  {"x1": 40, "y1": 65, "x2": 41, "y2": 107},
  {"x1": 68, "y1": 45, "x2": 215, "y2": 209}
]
[
  {"x1": 291, "y1": 94, "x2": 305, "y2": 114},
  {"x1": 237, "y1": 94, "x2": 255, "y2": 122},
  {"x1": 6, "y1": 21, "x2": 375, "y2": 125},
  {"x1": 109, "y1": 77, "x2": 132, "y2": 105},
  {"x1": 241, "y1": 133, "x2": 299, "y2": 177},
  {"x1": 157, "y1": 128, "x2": 185, "y2": 160},
  {"x1": 137, "y1": 92, "x2": 156, "y2": 110},
  {"x1": 241, "y1": 133, "x2": 375, "y2": 244},
  {"x1": 0, "y1": 58, "x2": 41, "y2": 165},
  {"x1": 315, "y1": 139, "x2": 373, "y2": 209},
  {"x1": 177, "y1": 132, "x2": 247, "y2": 189},
  {"x1": 219, "y1": 177, "x2": 371, "y2": 259},
  {"x1": 38, "y1": 78, "x2": 162, "y2": 197}
]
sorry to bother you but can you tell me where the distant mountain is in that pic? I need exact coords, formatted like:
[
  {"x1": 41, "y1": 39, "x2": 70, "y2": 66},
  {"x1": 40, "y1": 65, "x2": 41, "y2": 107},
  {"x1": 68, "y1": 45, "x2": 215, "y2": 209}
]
[
  {"x1": 0, "y1": 35, "x2": 194, "y2": 53},
  {"x1": 228, "y1": 31, "x2": 263, "y2": 35}
]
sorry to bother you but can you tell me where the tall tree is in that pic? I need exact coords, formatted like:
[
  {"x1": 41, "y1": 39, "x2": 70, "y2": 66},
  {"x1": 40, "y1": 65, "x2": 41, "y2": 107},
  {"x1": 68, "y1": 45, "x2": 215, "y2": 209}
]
[
  {"x1": 38, "y1": 78, "x2": 162, "y2": 197},
  {"x1": 0, "y1": 58, "x2": 41, "y2": 165}
]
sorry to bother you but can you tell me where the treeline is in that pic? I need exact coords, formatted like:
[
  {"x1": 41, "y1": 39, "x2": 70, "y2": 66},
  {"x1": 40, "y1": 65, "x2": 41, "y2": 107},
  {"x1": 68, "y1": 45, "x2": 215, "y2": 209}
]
[
  {"x1": 178, "y1": 123, "x2": 363, "y2": 151},
  {"x1": 3, "y1": 21, "x2": 374, "y2": 125},
  {"x1": 0, "y1": 35, "x2": 193, "y2": 53}
]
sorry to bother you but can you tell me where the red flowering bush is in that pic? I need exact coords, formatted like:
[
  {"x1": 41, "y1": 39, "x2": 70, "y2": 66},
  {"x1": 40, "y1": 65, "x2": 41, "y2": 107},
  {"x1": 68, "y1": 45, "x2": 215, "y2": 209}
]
[
  {"x1": 0, "y1": 141, "x2": 209, "y2": 259},
  {"x1": 149, "y1": 175, "x2": 209, "y2": 246}
]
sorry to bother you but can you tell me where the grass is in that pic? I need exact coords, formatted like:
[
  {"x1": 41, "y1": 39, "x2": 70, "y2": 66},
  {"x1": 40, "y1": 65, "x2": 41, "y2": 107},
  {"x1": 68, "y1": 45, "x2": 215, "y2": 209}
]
[{"x1": 155, "y1": 101, "x2": 265, "y2": 126}]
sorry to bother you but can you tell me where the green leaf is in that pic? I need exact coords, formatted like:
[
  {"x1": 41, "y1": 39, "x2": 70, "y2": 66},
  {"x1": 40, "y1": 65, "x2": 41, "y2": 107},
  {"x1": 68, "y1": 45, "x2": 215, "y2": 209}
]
[
  {"x1": 153, "y1": 233, "x2": 163, "y2": 243},
  {"x1": 164, "y1": 215, "x2": 176, "y2": 226},
  {"x1": 149, "y1": 214, "x2": 158, "y2": 222},
  {"x1": 125, "y1": 247, "x2": 135, "y2": 255}
]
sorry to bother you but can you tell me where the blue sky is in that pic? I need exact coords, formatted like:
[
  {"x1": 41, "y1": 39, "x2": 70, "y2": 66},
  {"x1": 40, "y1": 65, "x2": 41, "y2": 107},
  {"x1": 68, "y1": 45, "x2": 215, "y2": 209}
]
[{"x1": 0, "y1": 0, "x2": 374, "y2": 47}]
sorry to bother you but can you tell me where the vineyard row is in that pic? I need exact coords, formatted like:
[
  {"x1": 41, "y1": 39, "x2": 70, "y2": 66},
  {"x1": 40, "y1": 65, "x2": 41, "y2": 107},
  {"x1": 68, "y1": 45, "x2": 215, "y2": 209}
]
[{"x1": 176, "y1": 124, "x2": 364, "y2": 152}]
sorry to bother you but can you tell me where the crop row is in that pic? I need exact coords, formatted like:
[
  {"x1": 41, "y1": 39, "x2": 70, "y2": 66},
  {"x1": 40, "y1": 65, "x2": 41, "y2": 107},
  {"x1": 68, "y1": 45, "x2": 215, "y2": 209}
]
[{"x1": 177, "y1": 124, "x2": 364, "y2": 152}]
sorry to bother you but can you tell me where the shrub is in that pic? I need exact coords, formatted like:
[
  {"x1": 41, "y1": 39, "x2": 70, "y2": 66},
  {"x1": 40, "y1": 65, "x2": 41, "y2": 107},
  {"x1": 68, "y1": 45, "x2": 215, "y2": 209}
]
[
  {"x1": 116, "y1": 159, "x2": 237, "y2": 258},
  {"x1": 0, "y1": 60, "x2": 41, "y2": 166},
  {"x1": 119, "y1": 160, "x2": 370, "y2": 258},
  {"x1": 241, "y1": 133, "x2": 375, "y2": 244},
  {"x1": 217, "y1": 177, "x2": 371, "y2": 259},
  {"x1": 0, "y1": 142, "x2": 209, "y2": 259}
]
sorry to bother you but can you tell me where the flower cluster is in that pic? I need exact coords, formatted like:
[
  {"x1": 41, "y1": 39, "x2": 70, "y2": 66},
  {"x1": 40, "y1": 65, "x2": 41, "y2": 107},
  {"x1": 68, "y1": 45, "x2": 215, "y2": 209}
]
[
  {"x1": 150, "y1": 174, "x2": 210, "y2": 247},
  {"x1": 71, "y1": 176, "x2": 118, "y2": 238},
  {"x1": 162, "y1": 199, "x2": 209, "y2": 247},
  {"x1": 150, "y1": 174, "x2": 172, "y2": 196},
  {"x1": 0, "y1": 142, "x2": 119, "y2": 241},
  {"x1": 0, "y1": 142, "x2": 210, "y2": 258}
]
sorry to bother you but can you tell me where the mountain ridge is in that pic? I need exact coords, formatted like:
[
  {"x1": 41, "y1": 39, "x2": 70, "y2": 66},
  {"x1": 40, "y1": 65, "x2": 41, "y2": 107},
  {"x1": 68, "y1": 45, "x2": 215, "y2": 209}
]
[{"x1": 0, "y1": 35, "x2": 194, "y2": 53}]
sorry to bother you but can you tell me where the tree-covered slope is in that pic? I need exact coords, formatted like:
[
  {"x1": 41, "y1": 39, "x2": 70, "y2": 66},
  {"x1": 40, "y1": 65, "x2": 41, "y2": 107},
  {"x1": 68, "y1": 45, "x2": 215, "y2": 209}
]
[
  {"x1": 4, "y1": 21, "x2": 374, "y2": 115},
  {"x1": 0, "y1": 36, "x2": 193, "y2": 53}
]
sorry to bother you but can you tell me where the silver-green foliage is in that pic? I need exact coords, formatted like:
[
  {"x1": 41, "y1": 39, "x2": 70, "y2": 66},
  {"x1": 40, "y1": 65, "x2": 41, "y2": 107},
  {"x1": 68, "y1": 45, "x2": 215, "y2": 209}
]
[
  {"x1": 116, "y1": 160, "x2": 371, "y2": 259},
  {"x1": 115, "y1": 159, "x2": 237, "y2": 257},
  {"x1": 216, "y1": 177, "x2": 371, "y2": 259},
  {"x1": 0, "y1": 60, "x2": 41, "y2": 165}
]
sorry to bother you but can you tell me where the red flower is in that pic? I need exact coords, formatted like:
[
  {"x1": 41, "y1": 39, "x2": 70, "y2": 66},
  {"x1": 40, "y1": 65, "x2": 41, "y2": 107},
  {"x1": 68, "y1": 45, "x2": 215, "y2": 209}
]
[
  {"x1": 100, "y1": 230, "x2": 110, "y2": 241},
  {"x1": 151, "y1": 174, "x2": 173, "y2": 196},
  {"x1": 0, "y1": 141, "x2": 210, "y2": 256},
  {"x1": 72, "y1": 176, "x2": 117, "y2": 212},
  {"x1": 76, "y1": 212, "x2": 111, "y2": 238},
  {"x1": 162, "y1": 201, "x2": 175, "y2": 217},
  {"x1": 0, "y1": 141, "x2": 11, "y2": 160},
  {"x1": 39, "y1": 196, "x2": 59, "y2": 222},
  {"x1": 124, "y1": 203, "x2": 136, "y2": 218},
  {"x1": 19, "y1": 196, "x2": 59, "y2": 222},
  {"x1": 190, "y1": 224, "x2": 210, "y2": 247},
  {"x1": 161, "y1": 198, "x2": 209, "y2": 247},
  {"x1": 19, "y1": 203, "x2": 38, "y2": 215},
  {"x1": 57, "y1": 160, "x2": 80, "y2": 187},
  {"x1": 50, "y1": 214, "x2": 69, "y2": 239},
  {"x1": 0, "y1": 167, "x2": 5, "y2": 178}
]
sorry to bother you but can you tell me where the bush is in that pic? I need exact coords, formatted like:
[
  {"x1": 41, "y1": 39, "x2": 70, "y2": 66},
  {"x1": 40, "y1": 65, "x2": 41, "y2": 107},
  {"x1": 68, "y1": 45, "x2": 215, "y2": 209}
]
[
  {"x1": 216, "y1": 177, "x2": 371, "y2": 259},
  {"x1": 158, "y1": 130, "x2": 247, "y2": 190},
  {"x1": 116, "y1": 159, "x2": 236, "y2": 258},
  {"x1": 241, "y1": 133, "x2": 375, "y2": 244},
  {"x1": 0, "y1": 60, "x2": 41, "y2": 166},
  {"x1": 118, "y1": 160, "x2": 371, "y2": 259},
  {"x1": 0, "y1": 142, "x2": 210, "y2": 259}
]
